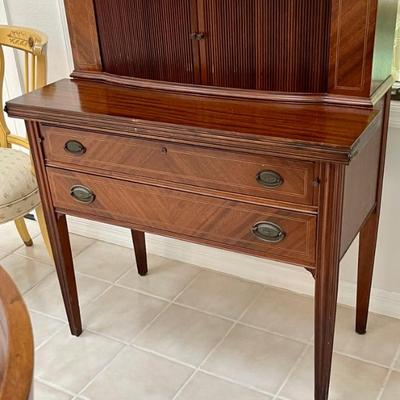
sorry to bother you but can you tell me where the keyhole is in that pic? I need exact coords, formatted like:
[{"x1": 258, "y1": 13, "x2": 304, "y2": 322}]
[{"x1": 161, "y1": 147, "x2": 168, "y2": 154}]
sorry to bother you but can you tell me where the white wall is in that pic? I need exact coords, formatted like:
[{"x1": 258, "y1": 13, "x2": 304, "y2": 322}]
[
  {"x1": 2, "y1": 0, "x2": 400, "y2": 318},
  {"x1": 2, "y1": 0, "x2": 72, "y2": 84}
]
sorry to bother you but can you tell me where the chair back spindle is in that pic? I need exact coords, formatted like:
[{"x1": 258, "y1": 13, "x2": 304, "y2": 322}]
[{"x1": 0, "y1": 25, "x2": 47, "y2": 148}]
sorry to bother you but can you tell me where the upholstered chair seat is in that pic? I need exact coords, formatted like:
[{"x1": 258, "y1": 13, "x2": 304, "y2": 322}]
[
  {"x1": 0, "y1": 24, "x2": 51, "y2": 253},
  {"x1": 0, "y1": 147, "x2": 40, "y2": 224}
]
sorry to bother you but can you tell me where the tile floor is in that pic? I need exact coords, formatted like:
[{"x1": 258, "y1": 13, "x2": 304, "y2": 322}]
[{"x1": 1, "y1": 220, "x2": 400, "y2": 400}]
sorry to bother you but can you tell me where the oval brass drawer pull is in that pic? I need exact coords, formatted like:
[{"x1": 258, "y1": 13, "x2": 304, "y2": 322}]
[
  {"x1": 64, "y1": 140, "x2": 86, "y2": 155},
  {"x1": 70, "y1": 185, "x2": 96, "y2": 204},
  {"x1": 256, "y1": 170, "x2": 284, "y2": 188},
  {"x1": 251, "y1": 221, "x2": 286, "y2": 243}
]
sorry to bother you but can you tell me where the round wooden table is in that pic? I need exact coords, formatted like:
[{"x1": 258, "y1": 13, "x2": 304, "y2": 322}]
[{"x1": 0, "y1": 266, "x2": 33, "y2": 400}]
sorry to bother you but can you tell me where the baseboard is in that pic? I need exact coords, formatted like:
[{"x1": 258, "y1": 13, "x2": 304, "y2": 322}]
[
  {"x1": 67, "y1": 216, "x2": 400, "y2": 320},
  {"x1": 390, "y1": 101, "x2": 400, "y2": 128}
]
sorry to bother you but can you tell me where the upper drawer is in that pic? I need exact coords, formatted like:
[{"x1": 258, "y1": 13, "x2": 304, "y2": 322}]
[{"x1": 41, "y1": 126, "x2": 317, "y2": 205}]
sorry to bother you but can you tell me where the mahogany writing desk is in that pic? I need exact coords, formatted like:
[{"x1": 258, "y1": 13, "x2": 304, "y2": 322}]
[{"x1": 5, "y1": 1, "x2": 398, "y2": 399}]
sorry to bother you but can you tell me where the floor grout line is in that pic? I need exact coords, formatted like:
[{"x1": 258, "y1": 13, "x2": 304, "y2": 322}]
[
  {"x1": 196, "y1": 368, "x2": 276, "y2": 398},
  {"x1": 84, "y1": 328, "x2": 131, "y2": 346},
  {"x1": 10, "y1": 231, "x2": 400, "y2": 399},
  {"x1": 11, "y1": 232, "x2": 96, "y2": 267},
  {"x1": 73, "y1": 344, "x2": 129, "y2": 399},
  {"x1": 27, "y1": 307, "x2": 67, "y2": 323},
  {"x1": 333, "y1": 349, "x2": 394, "y2": 370},
  {"x1": 129, "y1": 269, "x2": 203, "y2": 344},
  {"x1": 71, "y1": 267, "x2": 201, "y2": 398},
  {"x1": 113, "y1": 278, "x2": 314, "y2": 347},
  {"x1": 114, "y1": 282, "x2": 173, "y2": 302},
  {"x1": 273, "y1": 343, "x2": 311, "y2": 399},
  {"x1": 34, "y1": 323, "x2": 67, "y2": 352},
  {"x1": 376, "y1": 342, "x2": 400, "y2": 400},
  {"x1": 171, "y1": 300, "x2": 237, "y2": 322},
  {"x1": 74, "y1": 295, "x2": 175, "y2": 398},
  {"x1": 74, "y1": 270, "x2": 119, "y2": 286},
  {"x1": 235, "y1": 320, "x2": 311, "y2": 346},
  {"x1": 19, "y1": 270, "x2": 56, "y2": 297},
  {"x1": 131, "y1": 343, "x2": 197, "y2": 369},
  {"x1": 35, "y1": 376, "x2": 77, "y2": 397},
  {"x1": 171, "y1": 286, "x2": 265, "y2": 400}
]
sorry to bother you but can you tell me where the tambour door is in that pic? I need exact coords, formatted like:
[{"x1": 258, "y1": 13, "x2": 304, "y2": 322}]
[
  {"x1": 93, "y1": 0, "x2": 199, "y2": 83},
  {"x1": 92, "y1": 0, "x2": 330, "y2": 92},
  {"x1": 200, "y1": 0, "x2": 330, "y2": 92}
]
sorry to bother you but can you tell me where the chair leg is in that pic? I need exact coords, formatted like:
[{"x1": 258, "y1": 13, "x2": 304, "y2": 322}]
[
  {"x1": 36, "y1": 205, "x2": 53, "y2": 259},
  {"x1": 15, "y1": 217, "x2": 33, "y2": 246}
]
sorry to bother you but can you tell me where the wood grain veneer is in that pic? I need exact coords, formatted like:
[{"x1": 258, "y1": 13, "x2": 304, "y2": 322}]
[
  {"x1": 41, "y1": 125, "x2": 317, "y2": 206},
  {"x1": 63, "y1": 0, "x2": 102, "y2": 72},
  {"x1": 93, "y1": 0, "x2": 330, "y2": 92},
  {"x1": 63, "y1": 0, "x2": 398, "y2": 104},
  {"x1": 6, "y1": 1, "x2": 397, "y2": 398},
  {"x1": 5, "y1": 79, "x2": 379, "y2": 164},
  {"x1": 340, "y1": 112, "x2": 383, "y2": 256},
  {"x1": 254, "y1": 0, "x2": 329, "y2": 93},
  {"x1": 94, "y1": 0, "x2": 197, "y2": 84},
  {"x1": 47, "y1": 167, "x2": 317, "y2": 266}
]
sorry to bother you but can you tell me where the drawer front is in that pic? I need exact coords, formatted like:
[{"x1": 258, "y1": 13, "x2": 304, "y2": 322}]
[
  {"x1": 47, "y1": 168, "x2": 317, "y2": 266},
  {"x1": 42, "y1": 126, "x2": 316, "y2": 205}
]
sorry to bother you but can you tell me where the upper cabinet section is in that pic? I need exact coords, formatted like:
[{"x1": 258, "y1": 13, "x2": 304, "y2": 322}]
[{"x1": 64, "y1": 0, "x2": 398, "y2": 104}]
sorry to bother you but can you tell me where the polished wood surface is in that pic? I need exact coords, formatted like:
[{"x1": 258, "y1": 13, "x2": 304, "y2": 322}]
[
  {"x1": 94, "y1": 0, "x2": 330, "y2": 92},
  {"x1": 6, "y1": 1, "x2": 397, "y2": 399},
  {"x1": 65, "y1": 0, "x2": 397, "y2": 103},
  {"x1": 131, "y1": 230, "x2": 148, "y2": 276},
  {"x1": 314, "y1": 163, "x2": 345, "y2": 400},
  {"x1": 41, "y1": 126, "x2": 318, "y2": 206},
  {"x1": 7, "y1": 80, "x2": 391, "y2": 400},
  {"x1": 356, "y1": 91, "x2": 392, "y2": 334},
  {"x1": 6, "y1": 77, "x2": 392, "y2": 400},
  {"x1": 6, "y1": 79, "x2": 379, "y2": 163},
  {"x1": 47, "y1": 167, "x2": 317, "y2": 266},
  {"x1": 95, "y1": 0, "x2": 196, "y2": 84},
  {"x1": 63, "y1": 0, "x2": 101, "y2": 72},
  {"x1": 26, "y1": 120, "x2": 82, "y2": 336},
  {"x1": 200, "y1": 0, "x2": 329, "y2": 92},
  {"x1": 340, "y1": 112, "x2": 382, "y2": 256},
  {"x1": 0, "y1": 266, "x2": 33, "y2": 400}
]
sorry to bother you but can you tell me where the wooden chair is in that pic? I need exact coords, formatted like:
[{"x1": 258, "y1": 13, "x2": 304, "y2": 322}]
[
  {"x1": 0, "y1": 25, "x2": 51, "y2": 255},
  {"x1": 0, "y1": 266, "x2": 34, "y2": 400}
]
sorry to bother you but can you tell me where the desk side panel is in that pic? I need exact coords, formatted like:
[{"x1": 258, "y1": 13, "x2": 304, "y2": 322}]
[{"x1": 340, "y1": 110, "x2": 384, "y2": 257}]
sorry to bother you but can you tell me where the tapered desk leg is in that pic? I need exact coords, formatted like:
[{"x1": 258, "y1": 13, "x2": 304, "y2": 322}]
[
  {"x1": 356, "y1": 210, "x2": 379, "y2": 334},
  {"x1": 314, "y1": 163, "x2": 345, "y2": 400},
  {"x1": 26, "y1": 121, "x2": 82, "y2": 336},
  {"x1": 51, "y1": 213, "x2": 82, "y2": 336},
  {"x1": 131, "y1": 230, "x2": 148, "y2": 276},
  {"x1": 356, "y1": 92, "x2": 391, "y2": 335}
]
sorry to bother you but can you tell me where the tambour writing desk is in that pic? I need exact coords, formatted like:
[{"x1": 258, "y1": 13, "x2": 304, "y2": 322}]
[{"x1": 5, "y1": 1, "x2": 398, "y2": 399}]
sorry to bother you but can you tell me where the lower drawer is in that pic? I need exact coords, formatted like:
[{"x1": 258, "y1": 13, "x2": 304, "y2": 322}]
[{"x1": 47, "y1": 168, "x2": 317, "y2": 267}]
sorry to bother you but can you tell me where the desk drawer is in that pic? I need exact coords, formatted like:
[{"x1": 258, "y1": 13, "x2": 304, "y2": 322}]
[
  {"x1": 47, "y1": 168, "x2": 317, "y2": 266},
  {"x1": 42, "y1": 126, "x2": 317, "y2": 205}
]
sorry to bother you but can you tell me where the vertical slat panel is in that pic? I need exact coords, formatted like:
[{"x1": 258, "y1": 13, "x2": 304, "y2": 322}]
[
  {"x1": 203, "y1": 0, "x2": 256, "y2": 88},
  {"x1": 203, "y1": 0, "x2": 330, "y2": 92},
  {"x1": 94, "y1": 0, "x2": 196, "y2": 84},
  {"x1": 256, "y1": 0, "x2": 330, "y2": 92},
  {"x1": 93, "y1": 0, "x2": 330, "y2": 93}
]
